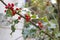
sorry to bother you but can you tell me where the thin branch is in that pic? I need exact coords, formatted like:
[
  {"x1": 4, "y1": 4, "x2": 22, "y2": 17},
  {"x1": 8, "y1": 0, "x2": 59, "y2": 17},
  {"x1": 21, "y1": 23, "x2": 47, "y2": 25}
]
[
  {"x1": 0, "y1": 0, "x2": 7, "y2": 6},
  {"x1": 0, "y1": 0, "x2": 54, "y2": 39}
]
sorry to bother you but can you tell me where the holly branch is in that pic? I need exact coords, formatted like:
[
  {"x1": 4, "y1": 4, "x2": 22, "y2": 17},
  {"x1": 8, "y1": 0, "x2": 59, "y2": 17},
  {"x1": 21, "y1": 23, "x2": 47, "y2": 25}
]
[{"x1": 0, "y1": 0, "x2": 54, "y2": 39}]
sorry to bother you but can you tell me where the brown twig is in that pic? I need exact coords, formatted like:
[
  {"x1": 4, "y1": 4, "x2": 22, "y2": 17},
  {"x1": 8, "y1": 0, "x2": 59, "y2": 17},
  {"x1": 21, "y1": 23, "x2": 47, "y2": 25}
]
[
  {"x1": 0, "y1": 0, "x2": 54, "y2": 39},
  {"x1": 56, "y1": 0, "x2": 60, "y2": 40},
  {"x1": 0, "y1": 0, "x2": 7, "y2": 6}
]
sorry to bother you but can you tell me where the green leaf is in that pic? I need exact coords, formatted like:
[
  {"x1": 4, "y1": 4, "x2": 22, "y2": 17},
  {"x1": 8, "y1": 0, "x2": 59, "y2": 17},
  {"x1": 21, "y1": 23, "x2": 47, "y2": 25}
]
[
  {"x1": 43, "y1": 17, "x2": 48, "y2": 22},
  {"x1": 10, "y1": 25, "x2": 16, "y2": 35},
  {"x1": 6, "y1": 9, "x2": 12, "y2": 17},
  {"x1": 30, "y1": 29, "x2": 36, "y2": 33},
  {"x1": 39, "y1": 16, "x2": 49, "y2": 22},
  {"x1": 14, "y1": 19, "x2": 19, "y2": 24},
  {"x1": 31, "y1": 15, "x2": 36, "y2": 19}
]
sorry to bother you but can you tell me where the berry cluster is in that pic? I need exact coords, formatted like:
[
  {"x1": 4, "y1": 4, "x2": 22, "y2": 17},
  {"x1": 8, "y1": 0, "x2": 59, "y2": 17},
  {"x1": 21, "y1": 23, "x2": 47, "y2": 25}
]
[
  {"x1": 5, "y1": 3, "x2": 16, "y2": 16},
  {"x1": 25, "y1": 14, "x2": 31, "y2": 22},
  {"x1": 5, "y1": 3, "x2": 14, "y2": 9},
  {"x1": 38, "y1": 21, "x2": 43, "y2": 29}
]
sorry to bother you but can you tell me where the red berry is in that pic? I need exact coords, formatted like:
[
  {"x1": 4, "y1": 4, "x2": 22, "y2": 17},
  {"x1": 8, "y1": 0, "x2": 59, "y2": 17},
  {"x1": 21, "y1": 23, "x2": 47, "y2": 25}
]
[
  {"x1": 39, "y1": 24, "x2": 43, "y2": 28},
  {"x1": 38, "y1": 21, "x2": 43, "y2": 28},
  {"x1": 10, "y1": 7, "x2": 14, "y2": 11},
  {"x1": 5, "y1": 6, "x2": 8, "y2": 9},
  {"x1": 25, "y1": 14, "x2": 31, "y2": 22},
  {"x1": 16, "y1": 8, "x2": 19, "y2": 10},
  {"x1": 38, "y1": 21, "x2": 41, "y2": 25},
  {"x1": 4, "y1": 10, "x2": 6, "y2": 12},
  {"x1": 25, "y1": 14, "x2": 28, "y2": 17},
  {"x1": 26, "y1": 17, "x2": 30, "y2": 22},
  {"x1": 8, "y1": 3, "x2": 11, "y2": 7},
  {"x1": 11, "y1": 3, "x2": 14, "y2": 7},
  {"x1": 18, "y1": 16, "x2": 21, "y2": 20},
  {"x1": 12, "y1": 10, "x2": 16, "y2": 16}
]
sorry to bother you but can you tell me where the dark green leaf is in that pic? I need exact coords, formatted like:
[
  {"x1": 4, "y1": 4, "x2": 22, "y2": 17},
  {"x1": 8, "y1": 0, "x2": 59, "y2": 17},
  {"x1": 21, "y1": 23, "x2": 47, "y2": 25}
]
[
  {"x1": 14, "y1": 19, "x2": 19, "y2": 24},
  {"x1": 10, "y1": 25, "x2": 16, "y2": 35}
]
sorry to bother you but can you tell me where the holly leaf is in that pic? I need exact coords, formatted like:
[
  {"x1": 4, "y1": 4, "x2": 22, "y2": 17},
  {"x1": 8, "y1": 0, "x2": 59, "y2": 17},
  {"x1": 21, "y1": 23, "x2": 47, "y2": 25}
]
[
  {"x1": 14, "y1": 19, "x2": 19, "y2": 24},
  {"x1": 31, "y1": 15, "x2": 36, "y2": 19},
  {"x1": 10, "y1": 25, "x2": 16, "y2": 35},
  {"x1": 6, "y1": 9, "x2": 12, "y2": 17},
  {"x1": 39, "y1": 16, "x2": 48, "y2": 22}
]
